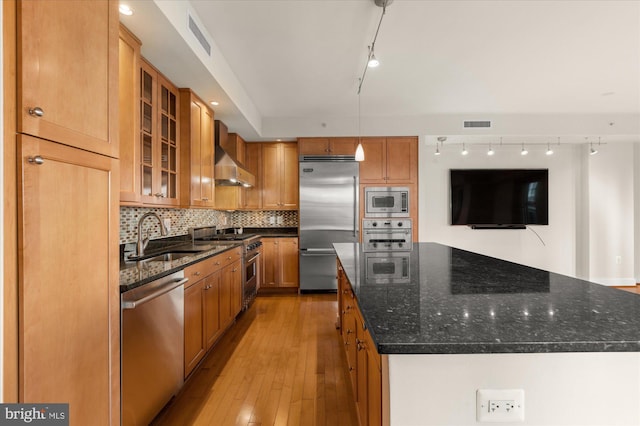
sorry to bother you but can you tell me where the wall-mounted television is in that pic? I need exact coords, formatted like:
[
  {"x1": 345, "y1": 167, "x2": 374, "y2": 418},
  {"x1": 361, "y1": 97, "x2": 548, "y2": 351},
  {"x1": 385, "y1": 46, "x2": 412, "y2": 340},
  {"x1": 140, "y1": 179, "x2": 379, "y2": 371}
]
[{"x1": 450, "y1": 169, "x2": 549, "y2": 228}]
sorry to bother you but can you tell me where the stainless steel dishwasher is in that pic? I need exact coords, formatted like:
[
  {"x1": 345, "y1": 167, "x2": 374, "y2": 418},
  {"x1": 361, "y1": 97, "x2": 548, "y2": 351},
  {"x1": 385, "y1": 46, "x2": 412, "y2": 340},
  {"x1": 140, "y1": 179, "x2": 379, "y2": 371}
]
[{"x1": 121, "y1": 271, "x2": 188, "y2": 425}]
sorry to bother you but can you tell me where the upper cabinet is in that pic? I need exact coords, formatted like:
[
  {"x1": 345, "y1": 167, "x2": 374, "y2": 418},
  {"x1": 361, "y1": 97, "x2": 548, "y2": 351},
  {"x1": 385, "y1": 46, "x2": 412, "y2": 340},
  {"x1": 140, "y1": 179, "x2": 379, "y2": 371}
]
[
  {"x1": 179, "y1": 89, "x2": 215, "y2": 208},
  {"x1": 298, "y1": 137, "x2": 357, "y2": 156},
  {"x1": 139, "y1": 59, "x2": 180, "y2": 206},
  {"x1": 262, "y1": 142, "x2": 298, "y2": 210},
  {"x1": 17, "y1": 0, "x2": 119, "y2": 158},
  {"x1": 242, "y1": 143, "x2": 263, "y2": 209},
  {"x1": 118, "y1": 25, "x2": 142, "y2": 204},
  {"x1": 359, "y1": 137, "x2": 418, "y2": 184}
]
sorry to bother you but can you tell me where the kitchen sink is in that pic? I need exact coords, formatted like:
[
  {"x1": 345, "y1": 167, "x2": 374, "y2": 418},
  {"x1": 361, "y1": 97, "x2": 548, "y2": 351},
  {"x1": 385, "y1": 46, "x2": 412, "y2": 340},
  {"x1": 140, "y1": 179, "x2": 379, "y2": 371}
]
[{"x1": 126, "y1": 244, "x2": 217, "y2": 262}]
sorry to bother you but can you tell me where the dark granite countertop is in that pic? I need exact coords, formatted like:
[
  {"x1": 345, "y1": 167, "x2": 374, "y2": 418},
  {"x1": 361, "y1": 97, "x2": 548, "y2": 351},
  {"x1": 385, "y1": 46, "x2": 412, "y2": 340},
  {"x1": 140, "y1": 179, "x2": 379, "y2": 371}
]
[
  {"x1": 334, "y1": 242, "x2": 640, "y2": 355},
  {"x1": 119, "y1": 243, "x2": 241, "y2": 293}
]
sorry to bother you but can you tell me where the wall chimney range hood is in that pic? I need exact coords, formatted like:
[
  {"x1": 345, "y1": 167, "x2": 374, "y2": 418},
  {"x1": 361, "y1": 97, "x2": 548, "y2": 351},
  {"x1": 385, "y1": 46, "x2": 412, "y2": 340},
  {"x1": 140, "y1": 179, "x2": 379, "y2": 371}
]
[{"x1": 214, "y1": 120, "x2": 255, "y2": 187}]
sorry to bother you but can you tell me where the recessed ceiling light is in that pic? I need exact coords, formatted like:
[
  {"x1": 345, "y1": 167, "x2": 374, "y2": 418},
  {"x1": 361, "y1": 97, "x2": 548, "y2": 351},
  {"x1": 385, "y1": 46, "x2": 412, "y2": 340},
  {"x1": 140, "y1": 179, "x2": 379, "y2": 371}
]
[
  {"x1": 119, "y1": 4, "x2": 134, "y2": 16},
  {"x1": 210, "y1": 101, "x2": 219, "y2": 106}
]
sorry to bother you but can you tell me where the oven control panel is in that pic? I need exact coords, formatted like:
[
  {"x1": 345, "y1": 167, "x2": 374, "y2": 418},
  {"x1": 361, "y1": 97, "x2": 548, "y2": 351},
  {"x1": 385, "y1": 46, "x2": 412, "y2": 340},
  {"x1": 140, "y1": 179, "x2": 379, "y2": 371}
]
[
  {"x1": 362, "y1": 218, "x2": 412, "y2": 230},
  {"x1": 362, "y1": 218, "x2": 413, "y2": 252}
]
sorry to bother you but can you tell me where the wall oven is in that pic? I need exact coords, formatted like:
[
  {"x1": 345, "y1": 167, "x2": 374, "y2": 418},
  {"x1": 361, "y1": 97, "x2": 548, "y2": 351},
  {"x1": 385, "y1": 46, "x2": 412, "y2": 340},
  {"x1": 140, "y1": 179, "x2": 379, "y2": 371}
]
[
  {"x1": 365, "y1": 252, "x2": 411, "y2": 284},
  {"x1": 364, "y1": 186, "x2": 409, "y2": 217},
  {"x1": 362, "y1": 218, "x2": 412, "y2": 252}
]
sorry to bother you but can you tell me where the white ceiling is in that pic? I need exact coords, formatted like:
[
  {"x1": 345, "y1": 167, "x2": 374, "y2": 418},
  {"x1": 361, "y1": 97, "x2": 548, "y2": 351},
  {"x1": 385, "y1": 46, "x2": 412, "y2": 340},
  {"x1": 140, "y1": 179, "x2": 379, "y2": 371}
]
[{"x1": 120, "y1": 0, "x2": 640, "y2": 143}]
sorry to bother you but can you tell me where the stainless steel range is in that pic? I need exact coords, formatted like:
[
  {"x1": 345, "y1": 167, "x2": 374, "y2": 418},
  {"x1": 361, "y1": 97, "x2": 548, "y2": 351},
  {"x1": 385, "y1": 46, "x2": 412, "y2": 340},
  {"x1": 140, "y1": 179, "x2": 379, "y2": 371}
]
[
  {"x1": 362, "y1": 218, "x2": 412, "y2": 252},
  {"x1": 192, "y1": 227, "x2": 262, "y2": 310}
]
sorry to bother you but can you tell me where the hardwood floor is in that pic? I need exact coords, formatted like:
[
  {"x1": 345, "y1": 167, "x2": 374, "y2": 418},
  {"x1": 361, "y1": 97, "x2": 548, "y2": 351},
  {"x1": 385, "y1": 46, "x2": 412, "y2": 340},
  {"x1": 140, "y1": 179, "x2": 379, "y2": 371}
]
[
  {"x1": 153, "y1": 294, "x2": 359, "y2": 426},
  {"x1": 616, "y1": 285, "x2": 640, "y2": 294}
]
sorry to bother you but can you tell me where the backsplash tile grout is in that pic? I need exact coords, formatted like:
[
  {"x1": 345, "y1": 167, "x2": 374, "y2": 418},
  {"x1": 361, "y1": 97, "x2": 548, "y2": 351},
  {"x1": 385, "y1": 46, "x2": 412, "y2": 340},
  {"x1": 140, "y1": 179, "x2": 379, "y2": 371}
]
[{"x1": 120, "y1": 207, "x2": 298, "y2": 244}]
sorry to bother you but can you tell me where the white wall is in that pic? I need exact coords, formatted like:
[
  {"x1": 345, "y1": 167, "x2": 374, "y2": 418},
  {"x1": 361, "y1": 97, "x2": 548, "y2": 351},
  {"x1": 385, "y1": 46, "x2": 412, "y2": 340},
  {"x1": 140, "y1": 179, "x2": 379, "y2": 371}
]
[
  {"x1": 418, "y1": 140, "x2": 581, "y2": 277},
  {"x1": 418, "y1": 139, "x2": 638, "y2": 283},
  {"x1": 389, "y1": 352, "x2": 640, "y2": 426},
  {"x1": 586, "y1": 143, "x2": 636, "y2": 285}
]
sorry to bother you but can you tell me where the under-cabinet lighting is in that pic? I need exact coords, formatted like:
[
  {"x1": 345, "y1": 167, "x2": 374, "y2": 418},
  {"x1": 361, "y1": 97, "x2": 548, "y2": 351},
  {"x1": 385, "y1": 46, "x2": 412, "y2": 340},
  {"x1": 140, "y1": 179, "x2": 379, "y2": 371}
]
[{"x1": 119, "y1": 4, "x2": 134, "y2": 15}]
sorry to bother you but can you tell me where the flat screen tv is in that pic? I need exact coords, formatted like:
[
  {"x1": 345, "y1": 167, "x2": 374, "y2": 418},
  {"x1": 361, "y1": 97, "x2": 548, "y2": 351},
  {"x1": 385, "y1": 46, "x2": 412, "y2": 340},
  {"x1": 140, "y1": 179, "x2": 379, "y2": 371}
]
[{"x1": 450, "y1": 169, "x2": 549, "y2": 227}]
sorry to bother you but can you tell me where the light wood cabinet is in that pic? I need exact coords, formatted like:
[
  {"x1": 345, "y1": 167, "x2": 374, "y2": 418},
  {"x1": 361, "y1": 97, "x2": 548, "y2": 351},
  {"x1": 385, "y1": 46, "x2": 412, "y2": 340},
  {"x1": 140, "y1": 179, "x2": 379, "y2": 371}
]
[
  {"x1": 298, "y1": 137, "x2": 357, "y2": 156},
  {"x1": 338, "y1": 261, "x2": 384, "y2": 426},
  {"x1": 140, "y1": 59, "x2": 180, "y2": 206},
  {"x1": 359, "y1": 137, "x2": 418, "y2": 184},
  {"x1": 18, "y1": 135, "x2": 119, "y2": 425},
  {"x1": 261, "y1": 237, "x2": 299, "y2": 288},
  {"x1": 179, "y1": 89, "x2": 215, "y2": 208},
  {"x1": 183, "y1": 248, "x2": 241, "y2": 378},
  {"x1": 242, "y1": 143, "x2": 262, "y2": 209},
  {"x1": 262, "y1": 142, "x2": 298, "y2": 210},
  {"x1": 17, "y1": 0, "x2": 119, "y2": 159},
  {"x1": 119, "y1": 24, "x2": 142, "y2": 204}
]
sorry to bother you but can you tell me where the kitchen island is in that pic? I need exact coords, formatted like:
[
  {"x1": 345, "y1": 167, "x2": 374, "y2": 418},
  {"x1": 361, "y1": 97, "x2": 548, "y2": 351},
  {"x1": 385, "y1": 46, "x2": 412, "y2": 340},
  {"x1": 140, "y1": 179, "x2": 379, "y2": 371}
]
[{"x1": 334, "y1": 242, "x2": 640, "y2": 425}]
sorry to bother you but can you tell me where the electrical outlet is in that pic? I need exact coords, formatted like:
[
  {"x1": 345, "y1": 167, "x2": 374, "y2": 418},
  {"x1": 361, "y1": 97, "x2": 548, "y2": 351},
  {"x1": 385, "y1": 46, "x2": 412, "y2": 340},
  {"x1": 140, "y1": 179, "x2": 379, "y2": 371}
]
[
  {"x1": 163, "y1": 218, "x2": 171, "y2": 233},
  {"x1": 477, "y1": 389, "x2": 524, "y2": 422},
  {"x1": 269, "y1": 216, "x2": 276, "y2": 225},
  {"x1": 616, "y1": 255, "x2": 622, "y2": 265},
  {"x1": 276, "y1": 215, "x2": 283, "y2": 225}
]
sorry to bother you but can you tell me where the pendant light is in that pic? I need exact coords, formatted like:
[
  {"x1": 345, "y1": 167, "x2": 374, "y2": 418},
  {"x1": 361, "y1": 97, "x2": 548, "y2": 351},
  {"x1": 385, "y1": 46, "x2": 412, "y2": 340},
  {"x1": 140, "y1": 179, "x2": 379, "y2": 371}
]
[{"x1": 355, "y1": 87, "x2": 365, "y2": 161}]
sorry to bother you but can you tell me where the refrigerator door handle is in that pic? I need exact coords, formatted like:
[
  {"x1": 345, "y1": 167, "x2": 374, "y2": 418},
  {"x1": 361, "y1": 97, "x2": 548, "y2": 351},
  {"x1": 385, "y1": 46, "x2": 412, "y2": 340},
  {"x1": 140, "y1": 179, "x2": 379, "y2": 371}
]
[
  {"x1": 300, "y1": 248, "x2": 336, "y2": 256},
  {"x1": 353, "y1": 175, "x2": 359, "y2": 238}
]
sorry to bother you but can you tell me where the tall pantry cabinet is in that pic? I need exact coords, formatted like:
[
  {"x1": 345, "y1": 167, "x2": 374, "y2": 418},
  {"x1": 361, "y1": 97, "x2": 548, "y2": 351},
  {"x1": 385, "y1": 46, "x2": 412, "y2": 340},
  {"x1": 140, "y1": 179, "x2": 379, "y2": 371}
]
[{"x1": 10, "y1": 1, "x2": 120, "y2": 424}]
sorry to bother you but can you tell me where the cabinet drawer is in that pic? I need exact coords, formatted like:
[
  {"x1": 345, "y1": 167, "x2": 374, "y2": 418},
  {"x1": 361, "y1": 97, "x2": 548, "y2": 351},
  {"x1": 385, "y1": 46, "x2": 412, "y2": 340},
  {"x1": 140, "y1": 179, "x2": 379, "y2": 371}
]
[
  {"x1": 216, "y1": 246, "x2": 242, "y2": 268},
  {"x1": 184, "y1": 257, "x2": 217, "y2": 286}
]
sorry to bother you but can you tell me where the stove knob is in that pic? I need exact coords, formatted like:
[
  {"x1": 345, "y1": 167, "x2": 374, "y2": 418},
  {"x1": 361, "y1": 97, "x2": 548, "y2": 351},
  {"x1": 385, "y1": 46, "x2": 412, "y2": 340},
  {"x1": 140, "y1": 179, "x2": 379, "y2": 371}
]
[
  {"x1": 397, "y1": 221, "x2": 403, "y2": 227},
  {"x1": 372, "y1": 222, "x2": 378, "y2": 227},
  {"x1": 373, "y1": 243, "x2": 378, "y2": 248}
]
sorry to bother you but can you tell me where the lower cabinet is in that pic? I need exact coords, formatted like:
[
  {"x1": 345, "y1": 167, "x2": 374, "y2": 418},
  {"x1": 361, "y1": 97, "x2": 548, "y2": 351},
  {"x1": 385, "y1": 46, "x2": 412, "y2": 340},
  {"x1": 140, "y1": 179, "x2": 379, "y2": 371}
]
[
  {"x1": 338, "y1": 261, "x2": 384, "y2": 426},
  {"x1": 183, "y1": 248, "x2": 242, "y2": 378},
  {"x1": 261, "y1": 237, "x2": 299, "y2": 288}
]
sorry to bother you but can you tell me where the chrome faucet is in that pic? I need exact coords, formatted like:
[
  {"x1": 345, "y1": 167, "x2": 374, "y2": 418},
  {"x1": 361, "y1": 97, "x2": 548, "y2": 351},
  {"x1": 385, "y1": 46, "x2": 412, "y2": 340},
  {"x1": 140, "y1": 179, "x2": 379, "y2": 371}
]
[{"x1": 136, "y1": 212, "x2": 168, "y2": 257}]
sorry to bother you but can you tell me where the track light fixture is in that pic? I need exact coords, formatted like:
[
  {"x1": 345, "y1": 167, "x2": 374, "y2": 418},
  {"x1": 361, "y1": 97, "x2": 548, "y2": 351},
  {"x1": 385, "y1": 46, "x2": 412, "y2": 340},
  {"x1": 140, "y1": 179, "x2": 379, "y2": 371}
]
[
  {"x1": 367, "y1": 49, "x2": 380, "y2": 68},
  {"x1": 461, "y1": 143, "x2": 468, "y2": 156},
  {"x1": 590, "y1": 142, "x2": 598, "y2": 155},
  {"x1": 487, "y1": 143, "x2": 495, "y2": 156},
  {"x1": 546, "y1": 141, "x2": 554, "y2": 156},
  {"x1": 357, "y1": 0, "x2": 391, "y2": 94},
  {"x1": 520, "y1": 143, "x2": 528, "y2": 156}
]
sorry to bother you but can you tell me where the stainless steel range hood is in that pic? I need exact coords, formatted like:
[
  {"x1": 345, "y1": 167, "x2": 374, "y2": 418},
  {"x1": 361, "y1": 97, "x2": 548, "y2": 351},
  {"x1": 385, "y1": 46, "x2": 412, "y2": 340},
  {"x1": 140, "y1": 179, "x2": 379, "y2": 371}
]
[{"x1": 214, "y1": 120, "x2": 255, "y2": 187}]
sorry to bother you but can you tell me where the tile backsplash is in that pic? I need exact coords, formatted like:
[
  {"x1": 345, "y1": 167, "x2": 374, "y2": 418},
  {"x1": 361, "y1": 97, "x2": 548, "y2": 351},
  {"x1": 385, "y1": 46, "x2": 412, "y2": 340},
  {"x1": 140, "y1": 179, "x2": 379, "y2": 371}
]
[{"x1": 120, "y1": 207, "x2": 298, "y2": 244}]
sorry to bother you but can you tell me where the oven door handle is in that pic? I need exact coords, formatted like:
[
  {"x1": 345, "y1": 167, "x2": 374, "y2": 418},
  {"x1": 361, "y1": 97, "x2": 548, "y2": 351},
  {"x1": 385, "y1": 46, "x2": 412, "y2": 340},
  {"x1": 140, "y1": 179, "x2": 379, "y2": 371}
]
[
  {"x1": 122, "y1": 278, "x2": 189, "y2": 310},
  {"x1": 246, "y1": 253, "x2": 260, "y2": 263}
]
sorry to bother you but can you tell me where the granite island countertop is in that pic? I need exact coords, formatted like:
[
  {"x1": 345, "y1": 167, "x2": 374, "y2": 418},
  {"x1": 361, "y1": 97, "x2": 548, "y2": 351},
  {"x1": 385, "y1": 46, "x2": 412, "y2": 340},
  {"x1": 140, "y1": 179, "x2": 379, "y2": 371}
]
[{"x1": 334, "y1": 242, "x2": 640, "y2": 355}]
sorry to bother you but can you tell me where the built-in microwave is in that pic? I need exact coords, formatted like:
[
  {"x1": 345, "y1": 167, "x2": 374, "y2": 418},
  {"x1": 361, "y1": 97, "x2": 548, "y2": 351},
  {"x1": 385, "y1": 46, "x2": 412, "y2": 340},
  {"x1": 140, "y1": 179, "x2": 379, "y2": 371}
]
[{"x1": 364, "y1": 186, "x2": 410, "y2": 217}]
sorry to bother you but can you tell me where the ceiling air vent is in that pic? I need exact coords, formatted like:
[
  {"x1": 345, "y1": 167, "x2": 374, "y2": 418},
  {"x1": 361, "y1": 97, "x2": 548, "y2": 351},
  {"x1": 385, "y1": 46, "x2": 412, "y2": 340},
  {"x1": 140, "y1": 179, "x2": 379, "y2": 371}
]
[
  {"x1": 464, "y1": 120, "x2": 491, "y2": 128},
  {"x1": 188, "y1": 12, "x2": 211, "y2": 57}
]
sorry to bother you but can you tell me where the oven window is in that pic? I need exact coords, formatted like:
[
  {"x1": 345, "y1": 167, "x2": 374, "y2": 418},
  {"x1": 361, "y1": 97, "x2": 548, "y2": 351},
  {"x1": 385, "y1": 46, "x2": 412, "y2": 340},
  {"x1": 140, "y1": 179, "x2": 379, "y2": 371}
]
[
  {"x1": 372, "y1": 196, "x2": 395, "y2": 208},
  {"x1": 372, "y1": 262, "x2": 395, "y2": 275},
  {"x1": 246, "y1": 261, "x2": 256, "y2": 282}
]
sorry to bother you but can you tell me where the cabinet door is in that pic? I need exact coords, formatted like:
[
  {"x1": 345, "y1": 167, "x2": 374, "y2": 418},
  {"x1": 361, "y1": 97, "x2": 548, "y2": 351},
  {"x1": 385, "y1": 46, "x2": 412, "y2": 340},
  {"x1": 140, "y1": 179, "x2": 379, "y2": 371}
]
[
  {"x1": 298, "y1": 137, "x2": 330, "y2": 155},
  {"x1": 281, "y1": 143, "x2": 299, "y2": 209},
  {"x1": 219, "y1": 264, "x2": 235, "y2": 329},
  {"x1": 156, "y1": 74, "x2": 180, "y2": 205},
  {"x1": 385, "y1": 137, "x2": 418, "y2": 183},
  {"x1": 18, "y1": 0, "x2": 118, "y2": 158},
  {"x1": 359, "y1": 138, "x2": 386, "y2": 183},
  {"x1": 180, "y1": 91, "x2": 215, "y2": 208},
  {"x1": 243, "y1": 143, "x2": 262, "y2": 209},
  {"x1": 261, "y1": 144, "x2": 281, "y2": 209},
  {"x1": 204, "y1": 272, "x2": 221, "y2": 348},
  {"x1": 184, "y1": 279, "x2": 206, "y2": 378},
  {"x1": 118, "y1": 25, "x2": 141, "y2": 204},
  {"x1": 261, "y1": 238, "x2": 278, "y2": 287},
  {"x1": 280, "y1": 238, "x2": 299, "y2": 288},
  {"x1": 229, "y1": 260, "x2": 243, "y2": 317},
  {"x1": 19, "y1": 135, "x2": 119, "y2": 424},
  {"x1": 330, "y1": 137, "x2": 358, "y2": 155},
  {"x1": 140, "y1": 61, "x2": 157, "y2": 204}
]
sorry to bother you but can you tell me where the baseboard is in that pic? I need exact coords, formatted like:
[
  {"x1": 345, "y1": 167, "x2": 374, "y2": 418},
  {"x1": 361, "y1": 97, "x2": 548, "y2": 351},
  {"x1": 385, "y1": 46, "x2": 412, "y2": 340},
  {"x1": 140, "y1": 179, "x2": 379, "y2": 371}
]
[{"x1": 591, "y1": 277, "x2": 637, "y2": 287}]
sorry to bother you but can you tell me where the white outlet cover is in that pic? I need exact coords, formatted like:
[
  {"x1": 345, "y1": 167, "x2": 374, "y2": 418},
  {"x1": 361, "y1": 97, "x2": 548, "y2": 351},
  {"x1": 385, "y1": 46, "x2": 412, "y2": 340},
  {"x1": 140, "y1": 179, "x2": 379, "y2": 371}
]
[{"x1": 476, "y1": 389, "x2": 525, "y2": 422}]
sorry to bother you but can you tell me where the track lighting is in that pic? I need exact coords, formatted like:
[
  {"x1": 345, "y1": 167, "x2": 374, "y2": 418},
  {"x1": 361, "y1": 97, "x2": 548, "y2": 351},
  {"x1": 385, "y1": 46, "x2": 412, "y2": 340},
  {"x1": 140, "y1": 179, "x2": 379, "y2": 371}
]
[
  {"x1": 590, "y1": 142, "x2": 598, "y2": 155},
  {"x1": 434, "y1": 145, "x2": 441, "y2": 156},
  {"x1": 546, "y1": 142, "x2": 554, "y2": 156},
  {"x1": 367, "y1": 51, "x2": 379, "y2": 68},
  {"x1": 461, "y1": 143, "x2": 468, "y2": 156},
  {"x1": 487, "y1": 144, "x2": 495, "y2": 156},
  {"x1": 520, "y1": 143, "x2": 528, "y2": 156}
]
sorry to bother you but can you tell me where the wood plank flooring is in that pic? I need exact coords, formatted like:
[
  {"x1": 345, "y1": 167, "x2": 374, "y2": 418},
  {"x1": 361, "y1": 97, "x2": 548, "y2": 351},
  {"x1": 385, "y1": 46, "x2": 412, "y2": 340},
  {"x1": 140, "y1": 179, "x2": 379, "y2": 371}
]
[{"x1": 153, "y1": 294, "x2": 359, "y2": 426}]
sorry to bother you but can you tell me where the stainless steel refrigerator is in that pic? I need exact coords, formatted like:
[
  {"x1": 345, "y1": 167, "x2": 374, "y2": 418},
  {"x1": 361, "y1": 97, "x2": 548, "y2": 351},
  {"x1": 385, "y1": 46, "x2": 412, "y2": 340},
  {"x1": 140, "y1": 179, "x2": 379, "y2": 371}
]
[{"x1": 299, "y1": 157, "x2": 359, "y2": 291}]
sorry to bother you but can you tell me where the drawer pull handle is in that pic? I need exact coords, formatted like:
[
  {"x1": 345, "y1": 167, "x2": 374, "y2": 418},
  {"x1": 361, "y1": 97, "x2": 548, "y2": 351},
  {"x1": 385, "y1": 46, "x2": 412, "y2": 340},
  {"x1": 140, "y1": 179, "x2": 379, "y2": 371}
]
[
  {"x1": 28, "y1": 106, "x2": 44, "y2": 117},
  {"x1": 28, "y1": 156, "x2": 44, "y2": 165}
]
